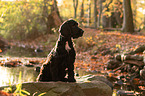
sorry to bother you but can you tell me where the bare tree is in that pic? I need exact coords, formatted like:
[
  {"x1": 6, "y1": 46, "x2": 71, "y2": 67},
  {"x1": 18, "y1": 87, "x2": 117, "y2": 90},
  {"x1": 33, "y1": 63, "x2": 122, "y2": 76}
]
[
  {"x1": 80, "y1": 0, "x2": 84, "y2": 24},
  {"x1": 87, "y1": 0, "x2": 91, "y2": 26},
  {"x1": 73, "y1": 0, "x2": 78, "y2": 18},
  {"x1": 97, "y1": 0, "x2": 102, "y2": 28},
  {"x1": 42, "y1": 0, "x2": 62, "y2": 34},
  {"x1": 122, "y1": 0, "x2": 134, "y2": 33},
  {"x1": 94, "y1": 0, "x2": 97, "y2": 28}
]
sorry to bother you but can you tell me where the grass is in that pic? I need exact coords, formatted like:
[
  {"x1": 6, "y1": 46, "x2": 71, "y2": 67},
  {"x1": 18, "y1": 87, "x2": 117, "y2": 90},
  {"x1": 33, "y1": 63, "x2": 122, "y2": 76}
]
[{"x1": 2, "y1": 71, "x2": 46, "y2": 96}]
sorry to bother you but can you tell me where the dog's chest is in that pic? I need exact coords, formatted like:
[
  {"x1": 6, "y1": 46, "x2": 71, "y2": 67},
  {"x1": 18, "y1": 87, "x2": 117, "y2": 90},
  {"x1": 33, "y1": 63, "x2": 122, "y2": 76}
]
[
  {"x1": 65, "y1": 42, "x2": 76, "y2": 58},
  {"x1": 65, "y1": 42, "x2": 71, "y2": 52}
]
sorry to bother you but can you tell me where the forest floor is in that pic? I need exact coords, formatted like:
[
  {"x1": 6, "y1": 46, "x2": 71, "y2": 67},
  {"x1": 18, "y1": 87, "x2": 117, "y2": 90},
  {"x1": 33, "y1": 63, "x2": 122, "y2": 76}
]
[
  {"x1": 1, "y1": 28, "x2": 145, "y2": 95},
  {"x1": 2, "y1": 28, "x2": 145, "y2": 72},
  {"x1": 74, "y1": 28, "x2": 145, "y2": 72}
]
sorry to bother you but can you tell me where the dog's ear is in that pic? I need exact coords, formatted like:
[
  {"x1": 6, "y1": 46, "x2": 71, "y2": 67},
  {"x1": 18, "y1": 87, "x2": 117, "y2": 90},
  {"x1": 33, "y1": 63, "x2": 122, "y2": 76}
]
[{"x1": 59, "y1": 20, "x2": 71, "y2": 37}]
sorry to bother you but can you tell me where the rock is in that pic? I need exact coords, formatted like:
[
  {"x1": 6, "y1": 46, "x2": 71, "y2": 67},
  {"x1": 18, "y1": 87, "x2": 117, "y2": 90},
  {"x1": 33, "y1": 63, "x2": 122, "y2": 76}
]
[
  {"x1": 124, "y1": 55, "x2": 143, "y2": 61},
  {"x1": 0, "y1": 81, "x2": 113, "y2": 96},
  {"x1": 87, "y1": 75, "x2": 113, "y2": 89},
  {"x1": 107, "y1": 59, "x2": 122, "y2": 69},
  {"x1": 115, "y1": 54, "x2": 121, "y2": 61},
  {"x1": 8, "y1": 82, "x2": 85, "y2": 96},
  {"x1": 79, "y1": 81, "x2": 112, "y2": 96},
  {"x1": 124, "y1": 60, "x2": 144, "y2": 67},
  {"x1": 117, "y1": 90, "x2": 135, "y2": 96},
  {"x1": 140, "y1": 68, "x2": 145, "y2": 80}
]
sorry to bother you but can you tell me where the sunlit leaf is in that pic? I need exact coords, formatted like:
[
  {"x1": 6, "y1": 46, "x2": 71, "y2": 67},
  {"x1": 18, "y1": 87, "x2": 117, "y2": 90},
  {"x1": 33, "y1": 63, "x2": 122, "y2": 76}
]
[
  {"x1": 116, "y1": 44, "x2": 121, "y2": 48},
  {"x1": 21, "y1": 90, "x2": 30, "y2": 95},
  {"x1": 0, "y1": 49, "x2": 2, "y2": 53},
  {"x1": 38, "y1": 92, "x2": 46, "y2": 96},
  {"x1": 0, "y1": 18, "x2": 4, "y2": 23}
]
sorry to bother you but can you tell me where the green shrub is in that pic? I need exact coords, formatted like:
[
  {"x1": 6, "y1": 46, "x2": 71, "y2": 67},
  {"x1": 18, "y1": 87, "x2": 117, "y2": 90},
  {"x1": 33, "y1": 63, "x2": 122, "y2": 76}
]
[{"x1": 0, "y1": 1, "x2": 52, "y2": 41}]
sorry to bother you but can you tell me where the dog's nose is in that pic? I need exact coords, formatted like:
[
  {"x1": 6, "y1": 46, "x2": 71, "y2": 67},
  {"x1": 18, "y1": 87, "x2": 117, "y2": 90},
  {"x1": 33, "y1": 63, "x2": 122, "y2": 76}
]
[
  {"x1": 80, "y1": 29, "x2": 84, "y2": 37},
  {"x1": 81, "y1": 30, "x2": 84, "y2": 34}
]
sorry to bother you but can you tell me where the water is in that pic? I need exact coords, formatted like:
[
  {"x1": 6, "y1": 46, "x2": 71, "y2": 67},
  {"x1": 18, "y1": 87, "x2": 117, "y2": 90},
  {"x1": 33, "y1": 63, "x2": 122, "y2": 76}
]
[
  {"x1": 0, "y1": 45, "x2": 46, "y2": 86},
  {"x1": 1, "y1": 45, "x2": 49, "y2": 57},
  {"x1": 0, "y1": 46, "x2": 92, "y2": 87},
  {"x1": 0, "y1": 66, "x2": 91, "y2": 87},
  {"x1": 0, "y1": 66, "x2": 39, "y2": 87}
]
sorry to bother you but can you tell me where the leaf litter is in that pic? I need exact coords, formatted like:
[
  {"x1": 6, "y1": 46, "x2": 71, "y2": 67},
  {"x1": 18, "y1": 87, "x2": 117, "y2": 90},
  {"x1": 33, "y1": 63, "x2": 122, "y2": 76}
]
[{"x1": 1, "y1": 28, "x2": 145, "y2": 95}]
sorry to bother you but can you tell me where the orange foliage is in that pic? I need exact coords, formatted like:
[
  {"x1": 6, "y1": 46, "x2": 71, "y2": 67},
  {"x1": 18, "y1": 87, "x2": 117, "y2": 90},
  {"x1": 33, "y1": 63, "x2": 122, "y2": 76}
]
[
  {"x1": 0, "y1": 49, "x2": 2, "y2": 53},
  {"x1": 0, "y1": 90, "x2": 9, "y2": 96}
]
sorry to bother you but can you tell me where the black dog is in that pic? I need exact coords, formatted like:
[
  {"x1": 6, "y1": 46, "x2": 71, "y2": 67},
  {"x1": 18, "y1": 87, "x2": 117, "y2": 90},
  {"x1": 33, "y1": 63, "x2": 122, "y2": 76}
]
[{"x1": 37, "y1": 19, "x2": 84, "y2": 82}]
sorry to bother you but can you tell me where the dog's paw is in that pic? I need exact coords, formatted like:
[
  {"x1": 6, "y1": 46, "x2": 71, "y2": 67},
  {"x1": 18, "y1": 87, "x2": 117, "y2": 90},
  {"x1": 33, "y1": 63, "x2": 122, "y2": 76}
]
[{"x1": 68, "y1": 78, "x2": 76, "y2": 82}]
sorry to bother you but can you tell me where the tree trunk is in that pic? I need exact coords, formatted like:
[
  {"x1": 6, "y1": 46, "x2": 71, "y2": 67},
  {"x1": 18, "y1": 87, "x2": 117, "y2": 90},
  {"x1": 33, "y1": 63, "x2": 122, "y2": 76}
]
[
  {"x1": 102, "y1": 0, "x2": 113, "y2": 28},
  {"x1": 87, "y1": 0, "x2": 91, "y2": 26},
  {"x1": 97, "y1": 0, "x2": 102, "y2": 28},
  {"x1": 122, "y1": 0, "x2": 134, "y2": 33},
  {"x1": 80, "y1": 0, "x2": 84, "y2": 24},
  {"x1": 94, "y1": 0, "x2": 97, "y2": 28},
  {"x1": 73, "y1": 0, "x2": 78, "y2": 18},
  {"x1": 43, "y1": 0, "x2": 62, "y2": 34}
]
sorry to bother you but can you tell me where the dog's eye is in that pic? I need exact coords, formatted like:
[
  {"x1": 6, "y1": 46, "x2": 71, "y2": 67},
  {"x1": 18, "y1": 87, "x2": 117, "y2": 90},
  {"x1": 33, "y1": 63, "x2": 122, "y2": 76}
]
[
  {"x1": 72, "y1": 25, "x2": 76, "y2": 28},
  {"x1": 72, "y1": 24, "x2": 78, "y2": 27}
]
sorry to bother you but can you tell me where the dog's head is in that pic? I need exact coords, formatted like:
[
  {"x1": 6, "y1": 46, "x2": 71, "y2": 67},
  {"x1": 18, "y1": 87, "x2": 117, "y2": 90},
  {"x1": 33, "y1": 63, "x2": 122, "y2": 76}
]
[{"x1": 59, "y1": 19, "x2": 84, "y2": 39}]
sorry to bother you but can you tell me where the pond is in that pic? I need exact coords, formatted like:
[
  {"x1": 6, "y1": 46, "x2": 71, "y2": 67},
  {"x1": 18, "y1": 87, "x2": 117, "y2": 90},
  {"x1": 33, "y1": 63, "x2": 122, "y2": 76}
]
[
  {"x1": 0, "y1": 45, "x2": 48, "y2": 87},
  {"x1": 0, "y1": 45, "x2": 90, "y2": 87},
  {"x1": 0, "y1": 66, "x2": 39, "y2": 87},
  {"x1": 1, "y1": 45, "x2": 49, "y2": 57},
  {"x1": 0, "y1": 65, "x2": 91, "y2": 87}
]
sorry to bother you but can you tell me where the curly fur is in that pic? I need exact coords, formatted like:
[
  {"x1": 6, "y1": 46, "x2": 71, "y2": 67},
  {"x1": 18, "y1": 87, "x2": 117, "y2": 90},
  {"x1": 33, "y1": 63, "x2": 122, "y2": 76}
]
[{"x1": 37, "y1": 19, "x2": 84, "y2": 82}]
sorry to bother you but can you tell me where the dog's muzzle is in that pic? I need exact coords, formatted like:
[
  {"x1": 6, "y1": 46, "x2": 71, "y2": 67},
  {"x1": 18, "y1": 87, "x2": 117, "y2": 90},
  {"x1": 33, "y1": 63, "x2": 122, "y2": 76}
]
[
  {"x1": 80, "y1": 29, "x2": 84, "y2": 37},
  {"x1": 72, "y1": 29, "x2": 84, "y2": 39}
]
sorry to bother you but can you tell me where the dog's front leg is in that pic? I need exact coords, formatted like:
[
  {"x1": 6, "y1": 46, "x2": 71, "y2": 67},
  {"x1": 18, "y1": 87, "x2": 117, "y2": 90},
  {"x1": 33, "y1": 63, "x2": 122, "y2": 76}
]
[
  {"x1": 67, "y1": 49, "x2": 76, "y2": 82},
  {"x1": 37, "y1": 63, "x2": 52, "y2": 81},
  {"x1": 68, "y1": 63, "x2": 76, "y2": 82},
  {"x1": 50, "y1": 58, "x2": 60, "y2": 81}
]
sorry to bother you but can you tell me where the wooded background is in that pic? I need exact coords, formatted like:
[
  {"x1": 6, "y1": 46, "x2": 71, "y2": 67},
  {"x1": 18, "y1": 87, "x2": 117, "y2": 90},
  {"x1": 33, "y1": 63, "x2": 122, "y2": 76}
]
[{"x1": 0, "y1": 0, "x2": 144, "y2": 41}]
